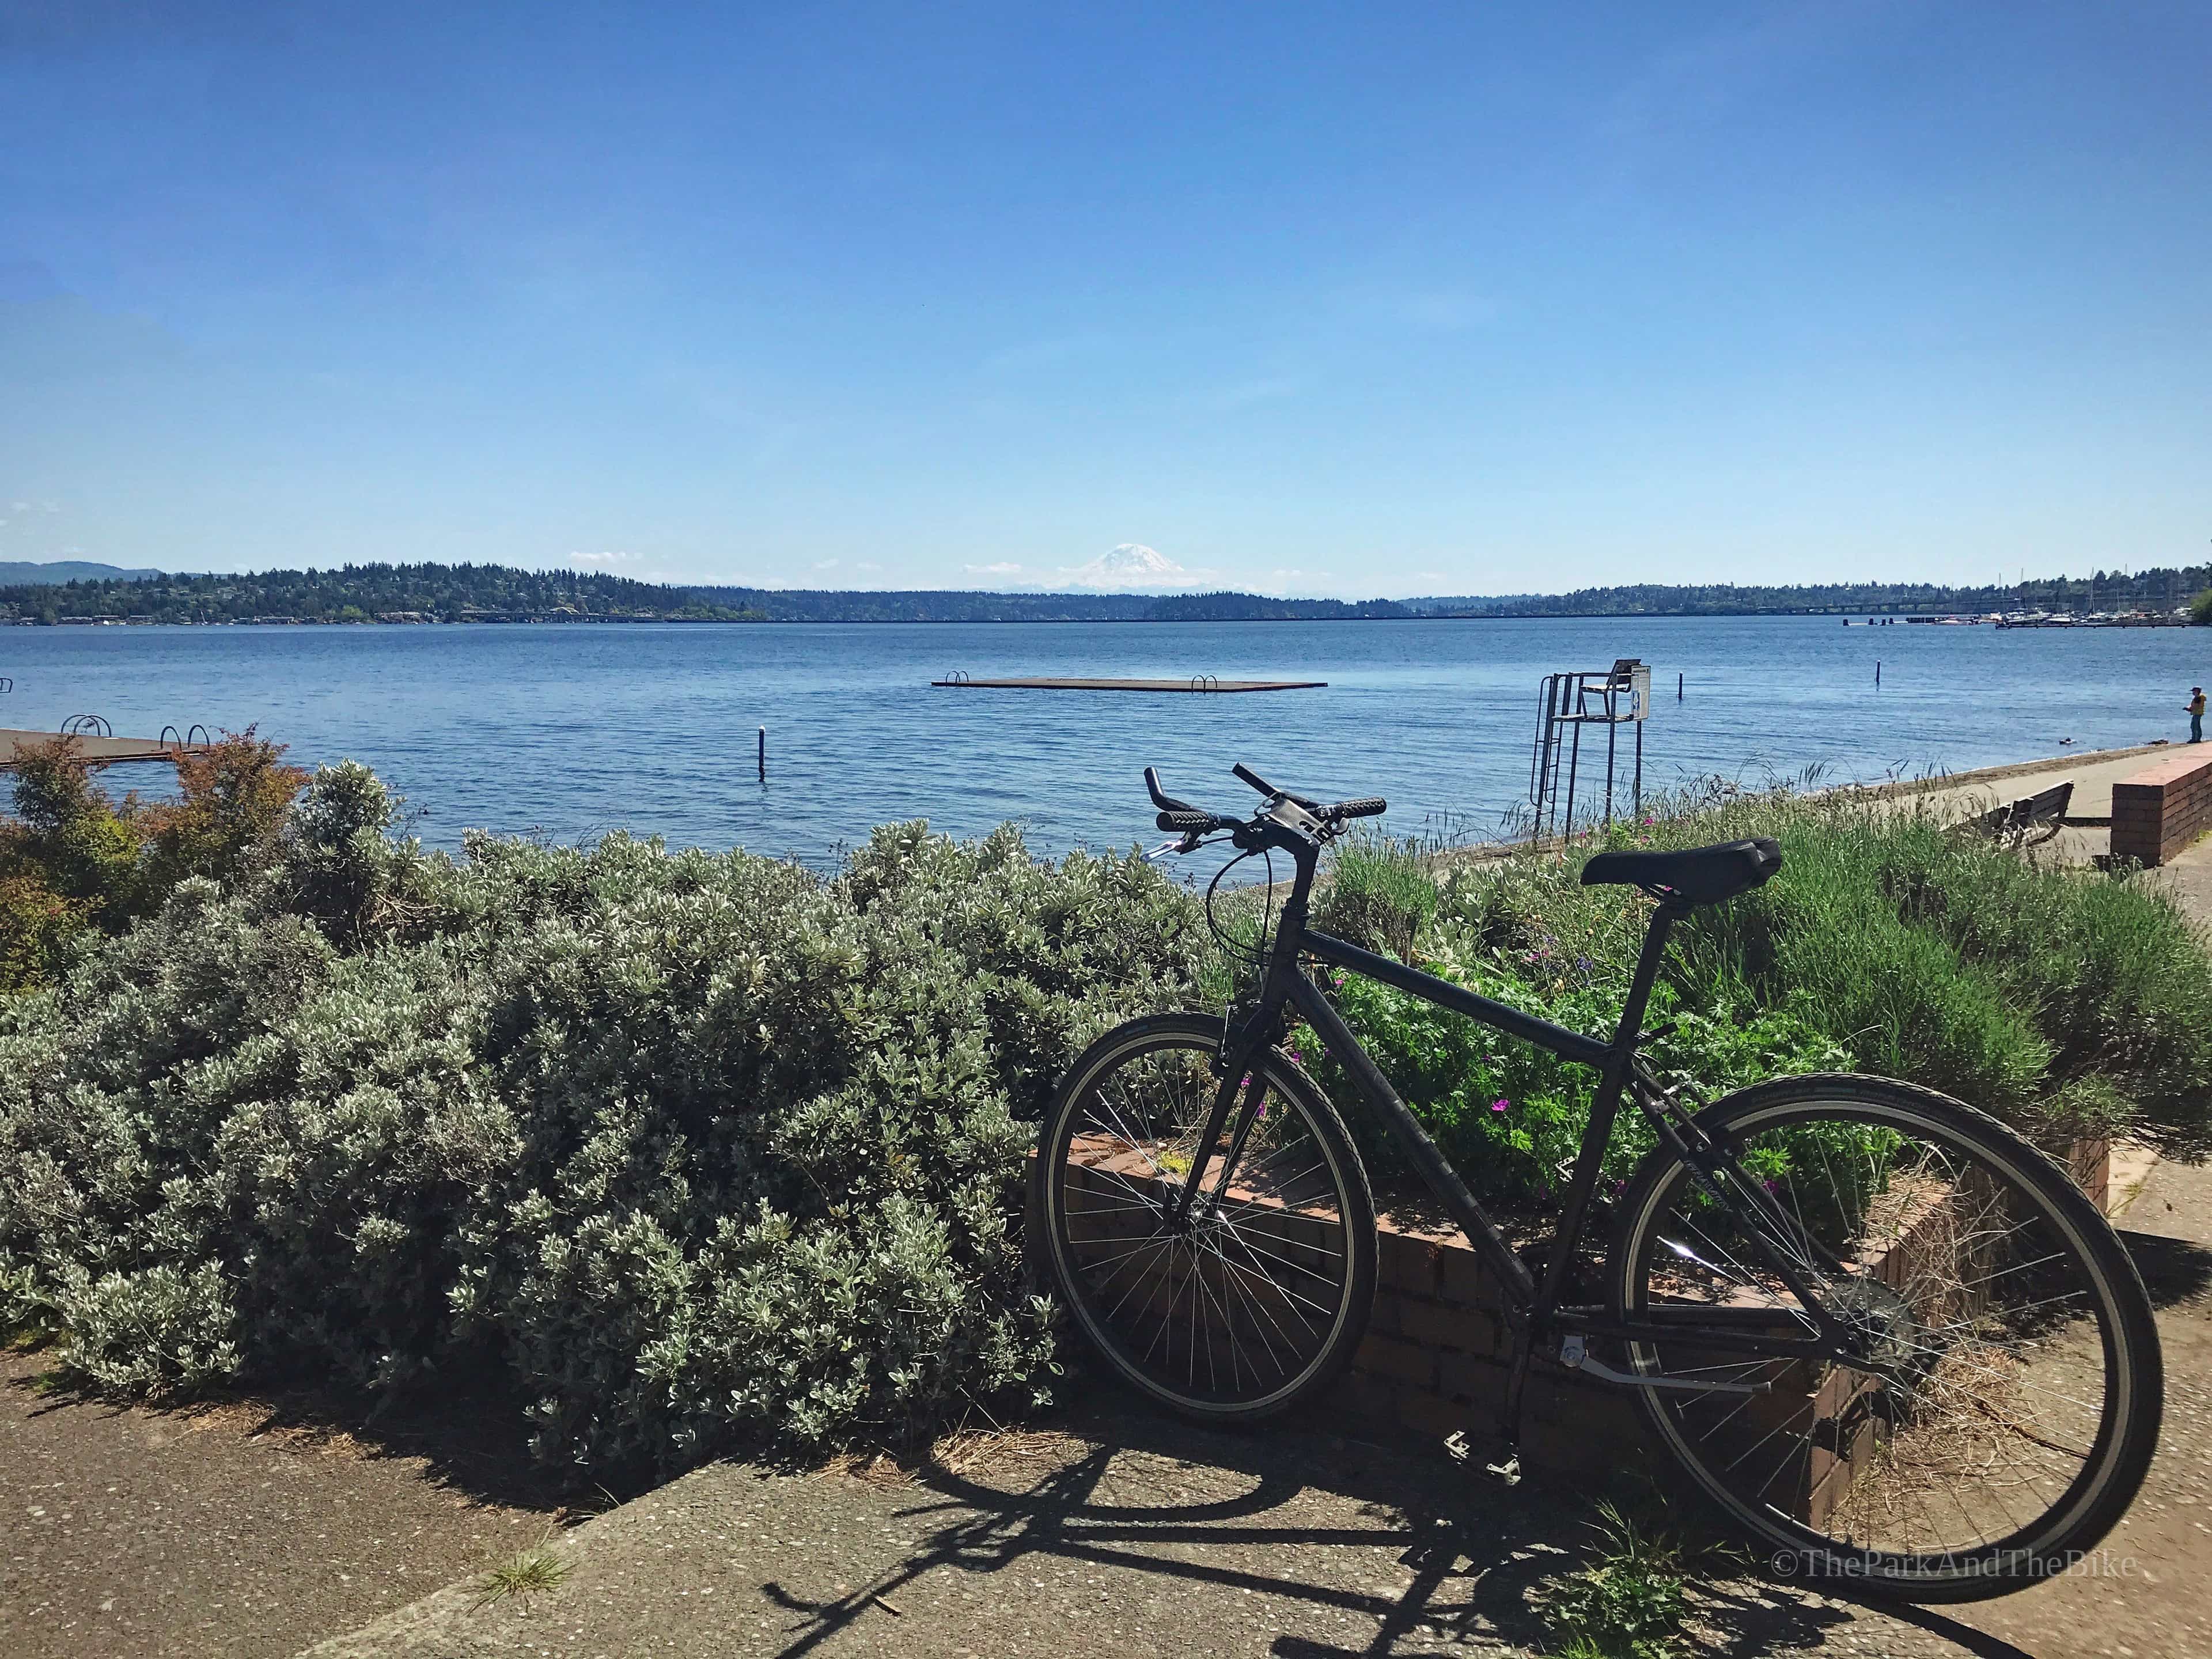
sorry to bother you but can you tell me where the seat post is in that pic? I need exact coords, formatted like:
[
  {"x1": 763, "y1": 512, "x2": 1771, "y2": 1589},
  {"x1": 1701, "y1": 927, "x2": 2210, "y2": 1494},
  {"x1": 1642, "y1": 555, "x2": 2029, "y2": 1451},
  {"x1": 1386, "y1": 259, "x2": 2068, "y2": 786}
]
[{"x1": 1613, "y1": 897, "x2": 1683, "y2": 1053}]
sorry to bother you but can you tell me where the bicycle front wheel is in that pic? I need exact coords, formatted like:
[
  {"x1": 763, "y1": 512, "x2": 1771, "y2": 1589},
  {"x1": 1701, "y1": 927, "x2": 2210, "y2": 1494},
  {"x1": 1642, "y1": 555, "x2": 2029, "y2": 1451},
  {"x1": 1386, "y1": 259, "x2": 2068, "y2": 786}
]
[
  {"x1": 1608, "y1": 1074, "x2": 2161, "y2": 1602},
  {"x1": 1031, "y1": 1013, "x2": 1376, "y2": 1421}
]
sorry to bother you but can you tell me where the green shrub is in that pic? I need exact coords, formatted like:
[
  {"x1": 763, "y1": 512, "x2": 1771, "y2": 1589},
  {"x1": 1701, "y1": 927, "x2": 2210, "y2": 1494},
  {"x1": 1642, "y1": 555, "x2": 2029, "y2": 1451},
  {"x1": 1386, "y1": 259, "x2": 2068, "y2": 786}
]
[
  {"x1": 1656, "y1": 790, "x2": 2212, "y2": 1156},
  {"x1": 1315, "y1": 832, "x2": 1438, "y2": 960},
  {"x1": 1302, "y1": 781, "x2": 2212, "y2": 1210},
  {"x1": 3, "y1": 754, "x2": 2207, "y2": 1487},
  {"x1": 0, "y1": 772, "x2": 1203, "y2": 1481},
  {"x1": 1306, "y1": 937, "x2": 1846, "y2": 1209}
]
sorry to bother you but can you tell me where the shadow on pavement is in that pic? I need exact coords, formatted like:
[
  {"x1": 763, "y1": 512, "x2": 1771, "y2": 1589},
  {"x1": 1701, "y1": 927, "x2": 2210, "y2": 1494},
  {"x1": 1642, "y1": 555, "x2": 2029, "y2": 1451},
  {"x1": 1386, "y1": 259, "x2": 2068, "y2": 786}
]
[
  {"x1": 752, "y1": 1395, "x2": 1868, "y2": 1659},
  {"x1": 2122, "y1": 1227, "x2": 2212, "y2": 1308},
  {"x1": 1877, "y1": 1607, "x2": 2037, "y2": 1659},
  {"x1": 4, "y1": 1355, "x2": 575, "y2": 1516}
]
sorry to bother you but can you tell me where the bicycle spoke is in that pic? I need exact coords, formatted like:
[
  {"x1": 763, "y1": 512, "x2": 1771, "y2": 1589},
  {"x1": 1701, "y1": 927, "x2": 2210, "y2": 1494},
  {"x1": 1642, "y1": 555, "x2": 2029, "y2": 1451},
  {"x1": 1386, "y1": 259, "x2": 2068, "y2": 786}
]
[
  {"x1": 1630, "y1": 1095, "x2": 2131, "y2": 1569},
  {"x1": 1047, "y1": 1027, "x2": 1365, "y2": 1412}
]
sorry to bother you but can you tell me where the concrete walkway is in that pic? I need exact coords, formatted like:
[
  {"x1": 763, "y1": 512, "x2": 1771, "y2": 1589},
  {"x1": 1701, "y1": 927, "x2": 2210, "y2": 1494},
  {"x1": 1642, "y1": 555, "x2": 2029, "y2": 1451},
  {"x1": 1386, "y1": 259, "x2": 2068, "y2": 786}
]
[
  {"x1": 1873, "y1": 740, "x2": 2178, "y2": 867},
  {"x1": 1878, "y1": 738, "x2": 2212, "y2": 908},
  {"x1": 296, "y1": 1164, "x2": 2212, "y2": 1659},
  {"x1": 0, "y1": 1365, "x2": 563, "y2": 1658}
]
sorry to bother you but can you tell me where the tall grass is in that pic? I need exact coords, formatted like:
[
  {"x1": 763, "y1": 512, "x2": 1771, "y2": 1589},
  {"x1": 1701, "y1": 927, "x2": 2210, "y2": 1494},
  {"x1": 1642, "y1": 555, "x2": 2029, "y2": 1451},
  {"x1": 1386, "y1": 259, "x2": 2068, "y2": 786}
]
[{"x1": 1315, "y1": 781, "x2": 2212, "y2": 1179}]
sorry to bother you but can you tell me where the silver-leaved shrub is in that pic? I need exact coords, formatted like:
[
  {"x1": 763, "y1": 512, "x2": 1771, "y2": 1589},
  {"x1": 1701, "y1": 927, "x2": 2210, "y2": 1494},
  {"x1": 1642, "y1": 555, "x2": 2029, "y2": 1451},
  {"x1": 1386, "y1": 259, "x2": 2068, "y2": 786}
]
[{"x1": 0, "y1": 764, "x2": 1203, "y2": 1479}]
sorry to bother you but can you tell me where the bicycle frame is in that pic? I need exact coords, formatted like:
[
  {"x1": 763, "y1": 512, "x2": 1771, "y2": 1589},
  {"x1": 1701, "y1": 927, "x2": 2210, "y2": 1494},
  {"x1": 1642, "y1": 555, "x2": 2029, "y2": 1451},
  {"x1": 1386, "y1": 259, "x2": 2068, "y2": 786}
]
[{"x1": 1172, "y1": 816, "x2": 1863, "y2": 1446}]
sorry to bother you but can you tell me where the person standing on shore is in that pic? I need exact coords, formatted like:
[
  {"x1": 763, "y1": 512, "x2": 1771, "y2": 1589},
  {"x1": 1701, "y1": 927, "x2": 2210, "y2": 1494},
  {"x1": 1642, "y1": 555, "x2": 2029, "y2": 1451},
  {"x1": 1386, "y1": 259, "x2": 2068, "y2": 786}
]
[{"x1": 2190, "y1": 687, "x2": 2206, "y2": 744}]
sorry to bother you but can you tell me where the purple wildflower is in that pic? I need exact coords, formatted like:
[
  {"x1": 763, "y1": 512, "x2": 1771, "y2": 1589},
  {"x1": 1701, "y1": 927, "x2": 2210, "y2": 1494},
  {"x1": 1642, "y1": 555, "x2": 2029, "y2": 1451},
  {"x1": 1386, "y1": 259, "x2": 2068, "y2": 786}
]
[{"x1": 1491, "y1": 1098, "x2": 1510, "y2": 1114}]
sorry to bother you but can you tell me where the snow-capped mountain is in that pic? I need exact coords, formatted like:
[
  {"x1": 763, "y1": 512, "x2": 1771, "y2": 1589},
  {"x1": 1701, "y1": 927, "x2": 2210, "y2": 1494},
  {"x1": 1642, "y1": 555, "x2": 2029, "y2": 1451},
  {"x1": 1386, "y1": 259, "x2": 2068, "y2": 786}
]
[{"x1": 1056, "y1": 543, "x2": 1209, "y2": 590}]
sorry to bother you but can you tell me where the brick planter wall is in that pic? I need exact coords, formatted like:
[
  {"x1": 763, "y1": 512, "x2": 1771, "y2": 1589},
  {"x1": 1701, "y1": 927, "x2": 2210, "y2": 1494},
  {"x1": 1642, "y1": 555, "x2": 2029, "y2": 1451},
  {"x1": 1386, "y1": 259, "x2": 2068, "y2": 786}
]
[
  {"x1": 1049, "y1": 1132, "x2": 2113, "y2": 1503},
  {"x1": 1339, "y1": 1211, "x2": 1653, "y2": 1474},
  {"x1": 2111, "y1": 751, "x2": 2212, "y2": 865}
]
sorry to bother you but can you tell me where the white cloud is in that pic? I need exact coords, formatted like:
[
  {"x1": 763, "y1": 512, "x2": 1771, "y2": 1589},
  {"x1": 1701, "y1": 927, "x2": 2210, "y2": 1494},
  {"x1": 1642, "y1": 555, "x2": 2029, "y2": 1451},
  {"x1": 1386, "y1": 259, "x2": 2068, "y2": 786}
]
[
  {"x1": 964, "y1": 562, "x2": 1024, "y2": 576},
  {"x1": 568, "y1": 549, "x2": 638, "y2": 566},
  {"x1": 857, "y1": 560, "x2": 883, "y2": 572},
  {"x1": 812, "y1": 558, "x2": 840, "y2": 570}
]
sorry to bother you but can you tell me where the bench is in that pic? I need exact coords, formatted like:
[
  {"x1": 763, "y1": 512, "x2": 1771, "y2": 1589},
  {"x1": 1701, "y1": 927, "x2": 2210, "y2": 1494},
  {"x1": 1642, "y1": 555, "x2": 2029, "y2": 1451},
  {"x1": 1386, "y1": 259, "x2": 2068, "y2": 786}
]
[{"x1": 1959, "y1": 779, "x2": 2074, "y2": 848}]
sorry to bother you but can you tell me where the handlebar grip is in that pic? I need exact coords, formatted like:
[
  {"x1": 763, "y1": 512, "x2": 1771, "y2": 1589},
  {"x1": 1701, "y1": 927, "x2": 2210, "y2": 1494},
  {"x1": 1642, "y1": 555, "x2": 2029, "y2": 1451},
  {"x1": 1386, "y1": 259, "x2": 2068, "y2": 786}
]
[
  {"x1": 1145, "y1": 766, "x2": 1200, "y2": 814},
  {"x1": 1157, "y1": 810, "x2": 1222, "y2": 832},
  {"x1": 1331, "y1": 797, "x2": 1387, "y2": 819}
]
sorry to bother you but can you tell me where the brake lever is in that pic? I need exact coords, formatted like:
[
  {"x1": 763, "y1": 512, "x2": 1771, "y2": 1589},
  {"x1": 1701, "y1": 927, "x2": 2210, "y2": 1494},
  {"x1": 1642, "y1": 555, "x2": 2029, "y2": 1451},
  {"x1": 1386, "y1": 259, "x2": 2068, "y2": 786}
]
[{"x1": 1143, "y1": 832, "x2": 1213, "y2": 862}]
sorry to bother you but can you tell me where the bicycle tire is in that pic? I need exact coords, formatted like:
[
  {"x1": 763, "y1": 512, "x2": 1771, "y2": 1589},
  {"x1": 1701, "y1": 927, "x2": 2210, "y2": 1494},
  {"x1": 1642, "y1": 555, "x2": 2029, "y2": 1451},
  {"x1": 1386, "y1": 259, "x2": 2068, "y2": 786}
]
[
  {"x1": 1606, "y1": 1073, "x2": 2162, "y2": 1603},
  {"x1": 1031, "y1": 1012, "x2": 1377, "y2": 1421}
]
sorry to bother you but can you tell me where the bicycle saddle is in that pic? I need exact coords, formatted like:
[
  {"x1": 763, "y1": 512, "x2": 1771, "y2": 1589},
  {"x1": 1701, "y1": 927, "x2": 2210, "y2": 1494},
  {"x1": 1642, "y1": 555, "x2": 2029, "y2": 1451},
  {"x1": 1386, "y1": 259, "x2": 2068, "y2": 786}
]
[{"x1": 1579, "y1": 837, "x2": 1782, "y2": 905}]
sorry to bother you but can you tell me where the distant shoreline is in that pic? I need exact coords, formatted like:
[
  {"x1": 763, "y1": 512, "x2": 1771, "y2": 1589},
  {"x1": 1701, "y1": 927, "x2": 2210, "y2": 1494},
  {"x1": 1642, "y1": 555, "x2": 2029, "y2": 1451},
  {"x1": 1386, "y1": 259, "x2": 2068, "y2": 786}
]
[
  {"x1": 6, "y1": 556, "x2": 2203, "y2": 628},
  {"x1": 14, "y1": 609, "x2": 2198, "y2": 628}
]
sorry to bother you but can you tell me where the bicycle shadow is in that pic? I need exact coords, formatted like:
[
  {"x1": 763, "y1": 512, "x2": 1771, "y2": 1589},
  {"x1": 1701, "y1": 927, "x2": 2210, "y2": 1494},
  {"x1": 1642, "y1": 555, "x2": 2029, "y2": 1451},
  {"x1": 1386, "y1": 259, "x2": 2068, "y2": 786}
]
[
  {"x1": 2120, "y1": 1225, "x2": 2212, "y2": 1309},
  {"x1": 754, "y1": 1390, "x2": 1883, "y2": 1658}
]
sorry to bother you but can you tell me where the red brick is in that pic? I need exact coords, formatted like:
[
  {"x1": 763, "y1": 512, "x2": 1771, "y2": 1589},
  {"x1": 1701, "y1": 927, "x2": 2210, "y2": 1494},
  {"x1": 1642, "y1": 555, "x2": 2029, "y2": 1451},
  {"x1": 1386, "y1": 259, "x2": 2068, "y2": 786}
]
[
  {"x1": 1365, "y1": 1289, "x2": 1403, "y2": 1338},
  {"x1": 2113, "y1": 753, "x2": 2212, "y2": 865},
  {"x1": 1437, "y1": 1347, "x2": 1509, "y2": 1404},
  {"x1": 2069, "y1": 1138, "x2": 2111, "y2": 1211},
  {"x1": 1519, "y1": 1401, "x2": 1653, "y2": 1474},
  {"x1": 1354, "y1": 1331, "x2": 1437, "y2": 1389},
  {"x1": 1396, "y1": 1295, "x2": 1498, "y2": 1355},
  {"x1": 1377, "y1": 1230, "x2": 1442, "y2": 1297},
  {"x1": 1332, "y1": 1369, "x2": 1401, "y2": 1424},
  {"x1": 1396, "y1": 1387, "x2": 1480, "y2": 1441},
  {"x1": 1438, "y1": 1241, "x2": 1498, "y2": 1309}
]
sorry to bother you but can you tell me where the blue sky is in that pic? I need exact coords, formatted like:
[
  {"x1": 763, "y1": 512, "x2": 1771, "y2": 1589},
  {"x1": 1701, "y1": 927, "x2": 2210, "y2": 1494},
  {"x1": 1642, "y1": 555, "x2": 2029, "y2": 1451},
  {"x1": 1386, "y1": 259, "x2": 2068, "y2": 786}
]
[{"x1": 2, "y1": 3, "x2": 2207, "y2": 596}]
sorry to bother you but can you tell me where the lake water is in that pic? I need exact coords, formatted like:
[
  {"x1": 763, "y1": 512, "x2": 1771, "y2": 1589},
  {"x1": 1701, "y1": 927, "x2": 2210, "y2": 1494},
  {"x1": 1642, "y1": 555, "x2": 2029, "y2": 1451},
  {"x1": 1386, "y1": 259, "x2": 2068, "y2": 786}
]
[{"x1": 4, "y1": 618, "x2": 2205, "y2": 865}]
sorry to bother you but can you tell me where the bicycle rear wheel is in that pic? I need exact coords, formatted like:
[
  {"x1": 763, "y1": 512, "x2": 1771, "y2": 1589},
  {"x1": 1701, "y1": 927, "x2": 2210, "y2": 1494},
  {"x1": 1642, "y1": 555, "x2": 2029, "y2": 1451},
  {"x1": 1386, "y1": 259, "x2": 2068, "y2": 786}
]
[
  {"x1": 1031, "y1": 1013, "x2": 1376, "y2": 1420},
  {"x1": 1607, "y1": 1074, "x2": 2161, "y2": 1602}
]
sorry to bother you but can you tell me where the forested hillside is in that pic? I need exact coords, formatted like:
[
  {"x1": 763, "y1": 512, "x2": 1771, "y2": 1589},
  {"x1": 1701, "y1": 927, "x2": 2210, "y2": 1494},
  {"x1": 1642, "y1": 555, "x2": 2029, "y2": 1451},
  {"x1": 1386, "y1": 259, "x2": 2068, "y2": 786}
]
[
  {"x1": 0, "y1": 563, "x2": 762, "y2": 624},
  {"x1": 5, "y1": 561, "x2": 2202, "y2": 625}
]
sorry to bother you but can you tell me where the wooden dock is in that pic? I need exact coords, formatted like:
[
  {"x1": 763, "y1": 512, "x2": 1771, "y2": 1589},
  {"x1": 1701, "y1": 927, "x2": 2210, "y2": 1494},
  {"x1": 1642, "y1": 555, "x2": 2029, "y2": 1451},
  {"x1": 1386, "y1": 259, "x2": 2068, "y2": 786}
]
[
  {"x1": 932, "y1": 675, "x2": 1326, "y2": 694},
  {"x1": 0, "y1": 728, "x2": 210, "y2": 769}
]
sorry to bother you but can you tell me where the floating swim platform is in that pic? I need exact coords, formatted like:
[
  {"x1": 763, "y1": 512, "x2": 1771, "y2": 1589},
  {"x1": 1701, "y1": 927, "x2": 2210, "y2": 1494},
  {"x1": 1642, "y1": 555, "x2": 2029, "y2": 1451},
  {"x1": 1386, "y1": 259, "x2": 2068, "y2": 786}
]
[
  {"x1": 0, "y1": 726, "x2": 214, "y2": 768},
  {"x1": 931, "y1": 675, "x2": 1327, "y2": 694}
]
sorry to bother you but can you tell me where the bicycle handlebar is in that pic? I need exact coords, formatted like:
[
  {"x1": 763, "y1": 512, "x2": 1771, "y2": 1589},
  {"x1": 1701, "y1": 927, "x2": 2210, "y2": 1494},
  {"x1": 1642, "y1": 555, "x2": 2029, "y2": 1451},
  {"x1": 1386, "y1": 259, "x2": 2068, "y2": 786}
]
[{"x1": 1146, "y1": 765, "x2": 1387, "y2": 837}]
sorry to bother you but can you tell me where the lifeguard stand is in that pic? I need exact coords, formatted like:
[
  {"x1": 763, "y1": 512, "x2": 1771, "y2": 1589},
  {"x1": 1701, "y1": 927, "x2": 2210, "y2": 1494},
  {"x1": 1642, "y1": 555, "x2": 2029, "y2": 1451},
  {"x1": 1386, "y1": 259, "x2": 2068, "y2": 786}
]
[{"x1": 1528, "y1": 658, "x2": 1650, "y2": 840}]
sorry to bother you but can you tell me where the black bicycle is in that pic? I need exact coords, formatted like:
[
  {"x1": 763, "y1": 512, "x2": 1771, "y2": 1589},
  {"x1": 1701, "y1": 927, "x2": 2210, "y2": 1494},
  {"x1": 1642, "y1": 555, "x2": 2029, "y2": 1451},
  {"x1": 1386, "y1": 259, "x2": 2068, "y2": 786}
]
[{"x1": 1031, "y1": 763, "x2": 2162, "y2": 1603}]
